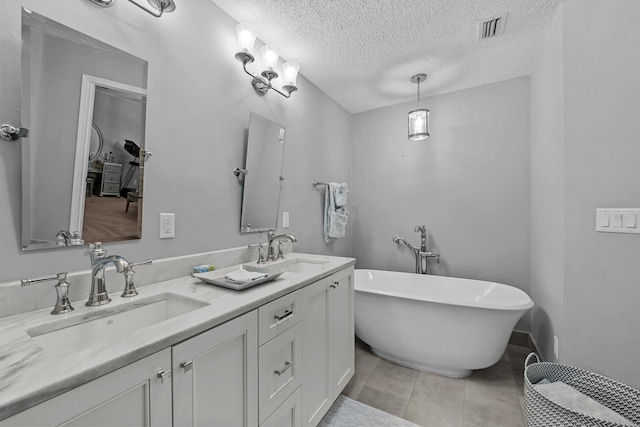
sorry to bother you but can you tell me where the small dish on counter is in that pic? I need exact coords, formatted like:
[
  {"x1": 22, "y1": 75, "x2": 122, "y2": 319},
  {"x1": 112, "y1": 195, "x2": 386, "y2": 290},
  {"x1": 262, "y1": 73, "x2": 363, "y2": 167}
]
[{"x1": 192, "y1": 264, "x2": 285, "y2": 291}]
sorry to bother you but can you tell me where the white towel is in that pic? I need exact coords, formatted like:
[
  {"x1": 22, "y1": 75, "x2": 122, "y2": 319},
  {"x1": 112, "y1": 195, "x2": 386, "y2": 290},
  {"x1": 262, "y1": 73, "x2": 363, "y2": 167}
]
[
  {"x1": 224, "y1": 270, "x2": 268, "y2": 284},
  {"x1": 324, "y1": 182, "x2": 349, "y2": 243}
]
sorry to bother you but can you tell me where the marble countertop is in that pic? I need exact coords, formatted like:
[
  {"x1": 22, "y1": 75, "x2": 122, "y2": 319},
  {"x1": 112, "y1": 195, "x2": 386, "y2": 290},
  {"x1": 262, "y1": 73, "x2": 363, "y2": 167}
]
[{"x1": 0, "y1": 252, "x2": 355, "y2": 420}]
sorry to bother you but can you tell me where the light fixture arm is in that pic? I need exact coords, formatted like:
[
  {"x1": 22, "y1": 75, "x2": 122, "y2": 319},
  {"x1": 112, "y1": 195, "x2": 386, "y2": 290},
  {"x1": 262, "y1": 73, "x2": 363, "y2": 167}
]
[
  {"x1": 241, "y1": 61, "x2": 293, "y2": 99},
  {"x1": 127, "y1": 0, "x2": 171, "y2": 17},
  {"x1": 87, "y1": 0, "x2": 175, "y2": 17}
]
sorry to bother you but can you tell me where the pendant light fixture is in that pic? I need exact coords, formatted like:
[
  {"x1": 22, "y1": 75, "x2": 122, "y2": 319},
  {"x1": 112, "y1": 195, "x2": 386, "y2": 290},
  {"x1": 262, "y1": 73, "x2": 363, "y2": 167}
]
[{"x1": 408, "y1": 73, "x2": 430, "y2": 141}]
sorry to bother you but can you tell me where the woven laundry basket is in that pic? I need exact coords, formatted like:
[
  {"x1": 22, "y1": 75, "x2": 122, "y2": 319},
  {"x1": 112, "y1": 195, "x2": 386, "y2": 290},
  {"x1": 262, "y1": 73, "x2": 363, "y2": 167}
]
[{"x1": 524, "y1": 353, "x2": 640, "y2": 427}]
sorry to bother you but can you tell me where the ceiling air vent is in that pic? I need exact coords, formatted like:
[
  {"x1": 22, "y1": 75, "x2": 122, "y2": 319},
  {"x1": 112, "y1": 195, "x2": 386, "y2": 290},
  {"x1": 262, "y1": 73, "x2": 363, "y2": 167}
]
[{"x1": 477, "y1": 13, "x2": 508, "y2": 41}]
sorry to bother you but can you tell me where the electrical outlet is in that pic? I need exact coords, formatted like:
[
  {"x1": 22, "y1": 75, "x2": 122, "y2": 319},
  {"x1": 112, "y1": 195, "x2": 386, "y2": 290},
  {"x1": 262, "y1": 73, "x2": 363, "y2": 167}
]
[
  {"x1": 283, "y1": 212, "x2": 290, "y2": 228},
  {"x1": 553, "y1": 335, "x2": 559, "y2": 359},
  {"x1": 159, "y1": 213, "x2": 175, "y2": 239}
]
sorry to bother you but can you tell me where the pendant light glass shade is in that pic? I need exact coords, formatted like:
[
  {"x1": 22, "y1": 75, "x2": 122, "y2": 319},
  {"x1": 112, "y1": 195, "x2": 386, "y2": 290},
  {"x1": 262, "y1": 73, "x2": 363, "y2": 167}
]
[
  {"x1": 408, "y1": 108, "x2": 430, "y2": 141},
  {"x1": 408, "y1": 73, "x2": 430, "y2": 141}
]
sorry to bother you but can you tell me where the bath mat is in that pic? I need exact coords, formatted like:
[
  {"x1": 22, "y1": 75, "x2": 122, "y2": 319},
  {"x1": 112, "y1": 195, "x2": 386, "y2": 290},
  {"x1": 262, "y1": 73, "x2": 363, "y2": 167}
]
[{"x1": 319, "y1": 395, "x2": 421, "y2": 427}]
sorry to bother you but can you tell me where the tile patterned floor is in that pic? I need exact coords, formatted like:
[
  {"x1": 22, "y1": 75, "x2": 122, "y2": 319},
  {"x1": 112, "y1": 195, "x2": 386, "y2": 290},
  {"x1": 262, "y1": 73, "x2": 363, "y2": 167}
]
[{"x1": 343, "y1": 340, "x2": 531, "y2": 427}]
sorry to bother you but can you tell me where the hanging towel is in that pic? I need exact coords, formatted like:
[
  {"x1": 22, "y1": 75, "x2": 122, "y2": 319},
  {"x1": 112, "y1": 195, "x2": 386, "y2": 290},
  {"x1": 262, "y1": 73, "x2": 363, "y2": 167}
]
[
  {"x1": 334, "y1": 183, "x2": 349, "y2": 207},
  {"x1": 324, "y1": 182, "x2": 349, "y2": 243}
]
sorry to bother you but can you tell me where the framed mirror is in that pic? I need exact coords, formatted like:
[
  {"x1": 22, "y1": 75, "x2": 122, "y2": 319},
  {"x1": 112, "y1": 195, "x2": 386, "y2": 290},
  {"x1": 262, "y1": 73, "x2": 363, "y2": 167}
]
[
  {"x1": 21, "y1": 9, "x2": 148, "y2": 250},
  {"x1": 239, "y1": 112, "x2": 286, "y2": 233}
]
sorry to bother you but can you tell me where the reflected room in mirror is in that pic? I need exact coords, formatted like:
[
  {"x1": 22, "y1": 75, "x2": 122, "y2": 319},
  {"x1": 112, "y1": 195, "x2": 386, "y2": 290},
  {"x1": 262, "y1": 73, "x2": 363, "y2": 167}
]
[
  {"x1": 239, "y1": 112, "x2": 286, "y2": 233},
  {"x1": 21, "y1": 9, "x2": 148, "y2": 250}
]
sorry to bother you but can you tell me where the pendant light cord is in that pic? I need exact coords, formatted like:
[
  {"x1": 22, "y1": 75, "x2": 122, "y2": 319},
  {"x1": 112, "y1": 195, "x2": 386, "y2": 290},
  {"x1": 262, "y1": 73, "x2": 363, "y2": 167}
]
[{"x1": 416, "y1": 79, "x2": 421, "y2": 107}]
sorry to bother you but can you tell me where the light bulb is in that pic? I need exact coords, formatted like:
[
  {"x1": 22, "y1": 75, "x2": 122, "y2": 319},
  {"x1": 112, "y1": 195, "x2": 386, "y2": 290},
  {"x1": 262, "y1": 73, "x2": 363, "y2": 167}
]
[
  {"x1": 239, "y1": 30, "x2": 252, "y2": 45},
  {"x1": 260, "y1": 45, "x2": 279, "y2": 71},
  {"x1": 236, "y1": 23, "x2": 257, "y2": 55}
]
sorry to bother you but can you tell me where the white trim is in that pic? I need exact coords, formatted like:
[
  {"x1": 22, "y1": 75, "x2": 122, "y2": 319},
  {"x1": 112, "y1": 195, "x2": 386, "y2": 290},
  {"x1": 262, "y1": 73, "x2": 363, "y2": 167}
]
[{"x1": 70, "y1": 75, "x2": 147, "y2": 236}]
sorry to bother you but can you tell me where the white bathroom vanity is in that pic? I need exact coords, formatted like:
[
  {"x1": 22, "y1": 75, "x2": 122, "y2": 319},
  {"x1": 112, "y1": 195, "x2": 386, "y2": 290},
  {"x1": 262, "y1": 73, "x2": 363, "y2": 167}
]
[{"x1": 0, "y1": 249, "x2": 355, "y2": 426}]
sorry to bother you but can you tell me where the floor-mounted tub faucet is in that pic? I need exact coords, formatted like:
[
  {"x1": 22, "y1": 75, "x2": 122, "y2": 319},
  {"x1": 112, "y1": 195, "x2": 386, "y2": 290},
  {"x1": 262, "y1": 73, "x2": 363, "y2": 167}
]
[{"x1": 392, "y1": 226, "x2": 440, "y2": 274}]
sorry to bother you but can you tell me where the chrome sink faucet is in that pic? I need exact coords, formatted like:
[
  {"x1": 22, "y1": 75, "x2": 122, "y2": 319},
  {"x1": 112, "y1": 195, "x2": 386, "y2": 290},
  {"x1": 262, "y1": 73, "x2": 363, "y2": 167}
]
[
  {"x1": 86, "y1": 242, "x2": 132, "y2": 306},
  {"x1": 266, "y1": 230, "x2": 297, "y2": 262}
]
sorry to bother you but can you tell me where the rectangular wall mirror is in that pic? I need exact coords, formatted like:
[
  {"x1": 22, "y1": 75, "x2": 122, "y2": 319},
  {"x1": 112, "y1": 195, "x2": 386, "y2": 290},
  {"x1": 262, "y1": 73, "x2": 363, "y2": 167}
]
[
  {"x1": 239, "y1": 112, "x2": 286, "y2": 233},
  {"x1": 21, "y1": 9, "x2": 148, "y2": 250}
]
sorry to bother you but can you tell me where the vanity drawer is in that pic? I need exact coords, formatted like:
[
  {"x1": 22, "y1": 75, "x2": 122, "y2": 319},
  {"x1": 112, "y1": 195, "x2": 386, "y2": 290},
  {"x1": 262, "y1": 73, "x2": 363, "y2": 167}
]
[
  {"x1": 259, "y1": 322, "x2": 302, "y2": 424},
  {"x1": 261, "y1": 386, "x2": 302, "y2": 427},
  {"x1": 258, "y1": 289, "x2": 301, "y2": 346},
  {"x1": 102, "y1": 182, "x2": 120, "y2": 194},
  {"x1": 103, "y1": 172, "x2": 121, "y2": 184},
  {"x1": 103, "y1": 163, "x2": 122, "y2": 173}
]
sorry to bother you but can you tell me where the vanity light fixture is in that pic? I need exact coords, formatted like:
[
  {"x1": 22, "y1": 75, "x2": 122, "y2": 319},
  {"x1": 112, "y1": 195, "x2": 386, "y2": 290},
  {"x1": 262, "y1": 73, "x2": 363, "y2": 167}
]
[
  {"x1": 87, "y1": 0, "x2": 176, "y2": 18},
  {"x1": 234, "y1": 24, "x2": 300, "y2": 98},
  {"x1": 408, "y1": 74, "x2": 430, "y2": 141}
]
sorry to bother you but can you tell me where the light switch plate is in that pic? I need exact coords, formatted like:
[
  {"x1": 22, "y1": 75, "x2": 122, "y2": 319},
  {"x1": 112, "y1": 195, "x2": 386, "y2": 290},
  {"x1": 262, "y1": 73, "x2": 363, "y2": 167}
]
[{"x1": 596, "y1": 209, "x2": 640, "y2": 234}]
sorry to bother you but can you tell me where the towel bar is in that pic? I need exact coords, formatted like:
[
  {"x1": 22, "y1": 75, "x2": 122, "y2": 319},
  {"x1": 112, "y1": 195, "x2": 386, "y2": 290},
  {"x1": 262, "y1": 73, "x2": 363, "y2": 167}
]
[{"x1": 312, "y1": 181, "x2": 328, "y2": 187}]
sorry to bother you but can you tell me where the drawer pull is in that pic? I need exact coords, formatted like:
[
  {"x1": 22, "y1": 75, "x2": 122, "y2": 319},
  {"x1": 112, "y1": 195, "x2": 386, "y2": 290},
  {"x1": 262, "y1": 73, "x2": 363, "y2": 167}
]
[
  {"x1": 274, "y1": 309, "x2": 293, "y2": 322},
  {"x1": 180, "y1": 360, "x2": 193, "y2": 372},
  {"x1": 274, "y1": 361, "x2": 293, "y2": 376},
  {"x1": 156, "y1": 369, "x2": 171, "y2": 384}
]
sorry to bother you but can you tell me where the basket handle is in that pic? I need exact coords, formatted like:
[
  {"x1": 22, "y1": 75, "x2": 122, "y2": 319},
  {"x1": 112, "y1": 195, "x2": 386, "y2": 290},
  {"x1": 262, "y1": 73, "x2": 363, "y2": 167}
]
[{"x1": 524, "y1": 352, "x2": 540, "y2": 368}]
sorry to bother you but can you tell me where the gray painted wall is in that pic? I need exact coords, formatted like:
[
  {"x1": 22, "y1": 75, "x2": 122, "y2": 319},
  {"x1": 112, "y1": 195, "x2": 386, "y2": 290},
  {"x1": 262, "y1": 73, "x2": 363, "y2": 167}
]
[
  {"x1": 562, "y1": 0, "x2": 640, "y2": 389},
  {"x1": 351, "y1": 78, "x2": 531, "y2": 330},
  {"x1": 0, "y1": 0, "x2": 352, "y2": 283},
  {"x1": 530, "y1": 0, "x2": 640, "y2": 389},
  {"x1": 530, "y1": 4, "x2": 564, "y2": 362}
]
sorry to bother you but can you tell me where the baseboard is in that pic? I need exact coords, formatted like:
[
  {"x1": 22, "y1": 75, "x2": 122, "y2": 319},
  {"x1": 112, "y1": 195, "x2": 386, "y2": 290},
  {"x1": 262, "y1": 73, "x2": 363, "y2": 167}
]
[{"x1": 509, "y1": 330, "x2": 539, "y2": 354}]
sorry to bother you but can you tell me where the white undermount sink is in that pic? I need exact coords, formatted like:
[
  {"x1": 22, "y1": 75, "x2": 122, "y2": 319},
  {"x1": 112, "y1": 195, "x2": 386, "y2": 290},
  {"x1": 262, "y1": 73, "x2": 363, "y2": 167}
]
[
  {"x1": 275, "y1": 257, "x2": 329, "y2": 274},
  {"x1": 26, "y1": 293, "x2": 208, "y2": 356}
]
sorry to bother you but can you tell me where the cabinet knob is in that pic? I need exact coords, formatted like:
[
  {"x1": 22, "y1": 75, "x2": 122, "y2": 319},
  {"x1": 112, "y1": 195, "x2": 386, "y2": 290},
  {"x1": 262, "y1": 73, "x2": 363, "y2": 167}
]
[
  {"x1": 157, "y1": 369, "x2": 171, "y2": 384},
  {"x1": 330, "y1": 284, "x2": 337, "y2": 289},
  {"x1": 334, "y1": 281, "x2": 340, "y2": 287}
]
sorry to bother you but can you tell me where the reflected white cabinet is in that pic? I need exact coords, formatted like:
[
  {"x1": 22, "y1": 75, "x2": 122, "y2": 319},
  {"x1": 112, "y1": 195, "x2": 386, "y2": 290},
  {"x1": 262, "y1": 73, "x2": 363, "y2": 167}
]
[
  {"x1": 172, "y1": 310, "x2": 258, "y2": 427},
  {"x1": 0, "y1": 349, "x2": 172, "y2": 427},
  {"x1": 301, "y1": 267, "x2": 354, "y2": 427}
]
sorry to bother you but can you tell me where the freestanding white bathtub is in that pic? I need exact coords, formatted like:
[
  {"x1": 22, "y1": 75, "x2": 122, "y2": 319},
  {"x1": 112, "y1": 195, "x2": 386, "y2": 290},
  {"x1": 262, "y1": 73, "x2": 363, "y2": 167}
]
[{"x1": 354, "y1": 269, "x2": 533, "y2": 378}]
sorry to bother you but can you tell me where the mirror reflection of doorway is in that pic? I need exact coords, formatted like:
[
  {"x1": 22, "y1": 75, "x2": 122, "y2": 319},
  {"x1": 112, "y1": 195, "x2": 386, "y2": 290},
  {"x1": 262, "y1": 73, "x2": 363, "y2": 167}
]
[{"x1": 80, "y1": 84, "x2": 145, "y2": 243}]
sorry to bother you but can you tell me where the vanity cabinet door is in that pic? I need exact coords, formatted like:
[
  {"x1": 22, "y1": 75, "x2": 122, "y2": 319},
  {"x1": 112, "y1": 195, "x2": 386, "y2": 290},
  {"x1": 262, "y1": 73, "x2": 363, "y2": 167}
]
[
  {"x1": 329, "y1": 268, "x2": 355, "y2": 394},
  {"x1": 301, "y1": 268, "x2": 355, "y2": 427},
  {"x1": 301, "y1": 276, "x2": 332, "y2": 427},
  {"x1": 0, "y1": 349, "x2": 172, "y2": 426},
  {"x1": 172, "y1": 310, "x2": 258, "y2": 427}
]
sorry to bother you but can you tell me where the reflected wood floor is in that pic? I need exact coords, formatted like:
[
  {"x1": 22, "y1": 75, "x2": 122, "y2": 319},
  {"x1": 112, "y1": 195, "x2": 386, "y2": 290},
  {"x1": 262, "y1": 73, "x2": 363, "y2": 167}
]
[
  {"x1": 343, "y1": 339, "x2": 530, "y2": 427},
  {"x1": 82, "y1": 195, "x2": 139, "y2": 243}
]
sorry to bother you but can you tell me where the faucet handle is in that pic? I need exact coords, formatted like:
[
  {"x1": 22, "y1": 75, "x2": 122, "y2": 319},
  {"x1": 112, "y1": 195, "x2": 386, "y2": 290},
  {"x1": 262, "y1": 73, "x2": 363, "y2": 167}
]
[
  {"x1": 121, "y1": 259, "x2": 152, "y2": 298},
  {"x1": 414, "y1": 225, "x2": 426, "y2": 233},
  {"x1": 257, "y1": 243, "x2": 266, "y2": 264},
  {"x1": 276, "y1": 241, "x2": 285, "y2": 260},
  {"x1": 21, "y1": 272, "x2": 74, "y2": 315},
  {"x1": 88, "y1": 242, "x2": 106, "y2": 255}
]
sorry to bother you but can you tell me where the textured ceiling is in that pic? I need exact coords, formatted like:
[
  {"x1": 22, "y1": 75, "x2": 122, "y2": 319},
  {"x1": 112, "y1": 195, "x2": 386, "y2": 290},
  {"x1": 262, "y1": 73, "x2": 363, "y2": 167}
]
[{"x1": 212, "y1": 0, "x2": 562, "y2": 114}]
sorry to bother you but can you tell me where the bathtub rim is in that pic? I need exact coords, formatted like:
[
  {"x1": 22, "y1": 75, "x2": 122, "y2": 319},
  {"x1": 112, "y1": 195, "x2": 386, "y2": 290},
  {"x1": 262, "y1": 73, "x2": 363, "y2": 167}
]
[{"x1": 354, "y1": 268, "x2": 534, "y2": 312}]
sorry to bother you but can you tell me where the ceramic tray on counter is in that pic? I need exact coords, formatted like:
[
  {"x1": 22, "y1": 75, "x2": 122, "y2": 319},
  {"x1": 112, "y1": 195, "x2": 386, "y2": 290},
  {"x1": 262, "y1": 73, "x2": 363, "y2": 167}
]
[{"x1": 192, "y1": 264, "x2": 285, "y2": 291}]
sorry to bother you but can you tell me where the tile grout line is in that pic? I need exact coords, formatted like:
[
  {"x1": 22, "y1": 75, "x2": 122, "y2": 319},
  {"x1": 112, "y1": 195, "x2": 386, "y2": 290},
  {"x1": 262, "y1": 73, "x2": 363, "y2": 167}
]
[
  {"x1": 401, "y1": 371, "x2": 420, "y2": 419},
  {"x1": 354, "y1": 357, "x2": 381, "y2": 400}
]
